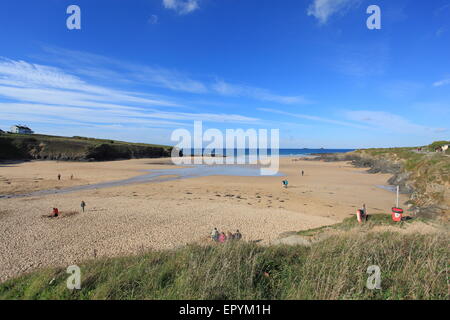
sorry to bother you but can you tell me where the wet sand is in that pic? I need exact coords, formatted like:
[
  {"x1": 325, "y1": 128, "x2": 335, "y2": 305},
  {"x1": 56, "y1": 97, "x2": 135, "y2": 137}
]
[{"x1": 0, "y1": 157, "x2": 408, "y2": 282}]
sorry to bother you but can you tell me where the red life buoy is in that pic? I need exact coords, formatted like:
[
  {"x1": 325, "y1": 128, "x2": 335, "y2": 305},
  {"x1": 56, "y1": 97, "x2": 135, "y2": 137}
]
[{"x1": 392, "y1": 207, "x2": 403, "y2": 222}]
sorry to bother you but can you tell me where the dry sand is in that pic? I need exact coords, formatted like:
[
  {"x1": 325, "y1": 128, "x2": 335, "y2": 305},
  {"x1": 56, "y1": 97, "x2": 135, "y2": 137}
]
[{"x1": 0, "y1": 157, "x2": 409, "y2": 282}]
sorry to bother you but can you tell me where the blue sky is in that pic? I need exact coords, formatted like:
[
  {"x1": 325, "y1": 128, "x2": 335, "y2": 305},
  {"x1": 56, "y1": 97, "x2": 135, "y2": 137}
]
[{"x1": 0, "y1": 0, "x2": 449, "y2": 148}]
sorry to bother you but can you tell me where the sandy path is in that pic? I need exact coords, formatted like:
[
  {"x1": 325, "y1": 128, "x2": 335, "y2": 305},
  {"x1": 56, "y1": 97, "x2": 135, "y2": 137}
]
[{"x1": 0, "y1": 157, "x2": 407, "y2": 282}]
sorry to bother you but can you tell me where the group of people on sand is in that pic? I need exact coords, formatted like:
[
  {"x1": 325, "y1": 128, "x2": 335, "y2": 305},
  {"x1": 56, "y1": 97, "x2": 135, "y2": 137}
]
[
  {"x1": 281, "y1": 170, "x2": 305, "y2": 188},
  {"x1": 57, "y1": 173, "x2": 74, "y2": 181},
  {"x1": 211, "y1": 228, "x2": 242, "y2": 243},
  {"x1": 47, "y1": 201, "x2": 87, "y2": 218}
]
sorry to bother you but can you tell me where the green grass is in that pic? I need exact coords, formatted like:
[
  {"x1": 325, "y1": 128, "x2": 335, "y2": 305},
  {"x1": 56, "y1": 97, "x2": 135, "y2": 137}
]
[
  {"x1": 1, "y1": 223, "x2": 447, "y2": 300},
  {"x1": 2, "y1": 133, "x2": 170, "y2": 148},
  {"x1": 428, "y1": 141, "x2": 450, "y2": 151},
  {"x1": 353, "y1": 143, "x2": 450, "y2": 211},
  {"x1": 297, "y1": 214, "x2": 422, "y2": 237}
]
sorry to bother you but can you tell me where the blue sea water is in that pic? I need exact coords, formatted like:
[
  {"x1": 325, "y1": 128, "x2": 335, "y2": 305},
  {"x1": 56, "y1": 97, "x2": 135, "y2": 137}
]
[
  {"x1": 278, "y1": 149, "x2": 355, "y2": 156},
  {"x1": 183, "y1": 148, "x2": 355, "y2": 157}
]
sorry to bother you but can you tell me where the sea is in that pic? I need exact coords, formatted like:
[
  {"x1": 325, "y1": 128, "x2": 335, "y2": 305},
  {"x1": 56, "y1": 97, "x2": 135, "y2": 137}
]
[{"x1": 182, "y1": 148, "x2": 355, "y2": 157}]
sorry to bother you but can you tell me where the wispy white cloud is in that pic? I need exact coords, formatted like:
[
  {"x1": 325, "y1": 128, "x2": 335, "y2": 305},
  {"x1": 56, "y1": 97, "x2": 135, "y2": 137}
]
[
  {"x1": 258, "y1": 108, "x2": 369, "y2": 129},
  {"x1": 260, "y1": 107, "x2": 448, "y2": 136},
  {"x1": 162, "y1": 0, "x2": 199, "y2": 15},
  {"x1": 0, "y1": 58, "x2": 260, "y2": 131},
  {"x1": 0, "y1": 58, "x2": 179, "y2": 108},
  {"x1": 307, "y1": 0, "x2": 360, "y2": 24},
  {"x1": 39, "y1": 46, "x2": 208, "y2": 94},
  {"x1": 37, "y1": 46, "x2": 308, "y2": 104},
  {"x1": 344, "y1": 110, "x2": 446, "y2": 134},
  {"x1": 433, "y1": 78, "x2": 450, "y2": 87},
  {"x1": 0, "y1": 102, "x2": 257, "y2": 126},
  {"x1": 213, "y1": 80, "x2": 312, "y2": 105}
]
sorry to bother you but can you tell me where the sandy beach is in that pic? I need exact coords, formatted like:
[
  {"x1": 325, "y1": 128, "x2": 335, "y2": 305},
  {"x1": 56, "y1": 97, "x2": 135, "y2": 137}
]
[{"x1": 0, "y1": 157, "x2": 408, "y2": 282}]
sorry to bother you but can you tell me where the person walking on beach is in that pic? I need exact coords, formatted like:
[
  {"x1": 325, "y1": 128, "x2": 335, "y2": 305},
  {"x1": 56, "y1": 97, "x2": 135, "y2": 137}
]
[
  {"x1": 211, "y1": 228, "x2": 219, "y2": 242},
  {"x1": 70, "y1": 174, "x2": 74, "y2": 180},
  {"x1": 81, "y1": 200, "x2": 86, "y2": 213},
  {"x1": 301, "y1": 170, "x2": 304, "y2": 176},
  {"x1": 57, "y1": 174, "x2": 61, "y2": 181}
]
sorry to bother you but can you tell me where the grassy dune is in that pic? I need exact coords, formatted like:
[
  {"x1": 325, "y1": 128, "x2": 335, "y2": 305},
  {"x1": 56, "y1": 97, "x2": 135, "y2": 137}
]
[
  {"x1": 1, "y1": 216, "x2": 447, "y2": 300},
  {"x1": 353, "y1": 143, "x2": 450, "y2": 216},
  {"x1": 0, "y1": 133, "x2": 174, "y2": 161}
]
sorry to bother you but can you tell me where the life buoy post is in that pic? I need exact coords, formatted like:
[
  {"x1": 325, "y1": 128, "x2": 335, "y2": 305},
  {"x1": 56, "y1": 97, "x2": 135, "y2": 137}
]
[
  {"x1": 392, "y1": 207, "x2": 403, "y2": 222},
  {"x1": 391, "y1": 186, "x2": 403, "y2": 222}
]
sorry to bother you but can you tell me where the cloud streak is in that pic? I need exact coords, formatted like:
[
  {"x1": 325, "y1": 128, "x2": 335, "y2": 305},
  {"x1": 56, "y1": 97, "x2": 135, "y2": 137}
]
[
  {"x1": 212, "y1": 80, "x2": 312, "y2": 105},
  {"x1": 307, "y1": 0, "x2": 360, "y2": 24},
  {"x1": 344, "y1": 110, "x2": 446, "y2": 135},
  {"x1": 37, "y1": 46, "x2": 308, "y2": 104},
  {"x1": 433, "y1": 78, "x2": 450, "y2": 87},
  {"x1": 0, "y1": 58, "x2": 260, "y2": 131},
  {"x1": 162, "y1": 0, "x2": 200, "y2": 15},
  {"x1": 39, "y1": 46, "x2": 208, "y2": 94},
  {"x1": 258, "y1": 108, "x2": 369, "y2": 129}
]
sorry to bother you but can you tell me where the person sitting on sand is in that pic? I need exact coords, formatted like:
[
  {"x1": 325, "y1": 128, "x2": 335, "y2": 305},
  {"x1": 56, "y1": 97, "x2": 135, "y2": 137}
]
[
  {"x1": 226, "y1": 231, "x2": 234, "y2": 241},
  {"x1": 234, "y1": 230, "x2": 242, "y2": 240},
  {"x1": 52, "y1": 208, "x2": 59, "y2": 218},
  {"x1": 356, "y1": 204, "x2": 368, "y2": 223},
  {"x1": 282, "y1": 180, "x2": 288, "y2": 188},
  {"x1": 218, "y1": 232, "x2": 226, "y2": 243},
  {"x1": 211, "y1": 228, "x2": 219, "y2": 242}
]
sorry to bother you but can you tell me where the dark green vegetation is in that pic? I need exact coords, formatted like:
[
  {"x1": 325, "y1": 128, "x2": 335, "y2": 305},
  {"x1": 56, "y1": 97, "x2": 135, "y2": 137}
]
[
  {"x1": 0, "y1": 133, "x2": 175, "y2": 161},
  {"x1": 0, "y1": 216, "x2": 447, "y2": 300},
  {"x1": 353, "y1": 142, "x2": 450, "y2": 218}
]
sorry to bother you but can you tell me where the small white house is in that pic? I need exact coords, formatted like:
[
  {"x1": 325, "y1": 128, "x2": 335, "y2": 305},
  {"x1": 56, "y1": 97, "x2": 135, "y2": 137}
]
[{"x1": 10, "y1": 125, "x2": 34, "y2": 134}]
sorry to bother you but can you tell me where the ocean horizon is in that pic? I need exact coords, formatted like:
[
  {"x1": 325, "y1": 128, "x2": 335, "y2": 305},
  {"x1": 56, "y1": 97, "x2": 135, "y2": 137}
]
[{"x1": 182, "y1": 148, "x2": 355, "y2": 157}]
